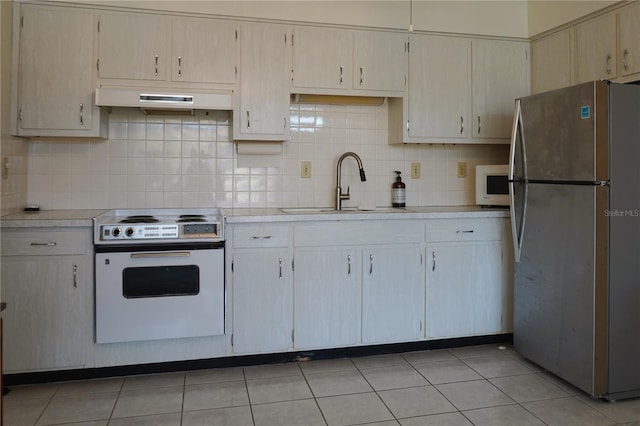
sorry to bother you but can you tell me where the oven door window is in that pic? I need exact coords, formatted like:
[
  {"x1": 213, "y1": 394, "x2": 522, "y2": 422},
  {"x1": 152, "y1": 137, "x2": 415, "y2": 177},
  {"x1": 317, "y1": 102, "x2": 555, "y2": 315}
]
[{"x1": 123, "y1": 265, "x2": 199, "y2": 298}]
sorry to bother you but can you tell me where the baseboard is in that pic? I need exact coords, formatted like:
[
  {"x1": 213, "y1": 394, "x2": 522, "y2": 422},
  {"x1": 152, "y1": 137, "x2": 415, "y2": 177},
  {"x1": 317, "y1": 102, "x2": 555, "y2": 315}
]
[{"x1": 3, "y1": 333, "x2": 513, "y2": 387}]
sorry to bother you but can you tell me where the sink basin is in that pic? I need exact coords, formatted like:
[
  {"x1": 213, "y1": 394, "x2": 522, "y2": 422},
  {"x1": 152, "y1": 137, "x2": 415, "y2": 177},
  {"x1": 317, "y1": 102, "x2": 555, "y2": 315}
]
[{"x1": 280, "y1": 207, "x2": 408, "y2": 214}]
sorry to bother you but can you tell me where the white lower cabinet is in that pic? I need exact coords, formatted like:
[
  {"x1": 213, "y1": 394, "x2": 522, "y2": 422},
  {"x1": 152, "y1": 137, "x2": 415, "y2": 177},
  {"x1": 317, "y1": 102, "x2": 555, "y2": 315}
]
[
  {"x1": 362, "y1": 245, "x2": 424, "y2": 344},
  {"x1": 0, "y1": 229, "x2": 94, "y2": 373},
  {"x1": 292, "y1": 220, "x2": 424, "y2": 349},
  {"x1": 231, "y1": 224, "x2": 292, "y2": 354},
  {"x1": 293, "y1": 247, "x2": 362, "y2": 349},
  {"x1": 425, "y1": 219, "x2": 511, "y2": 339}
]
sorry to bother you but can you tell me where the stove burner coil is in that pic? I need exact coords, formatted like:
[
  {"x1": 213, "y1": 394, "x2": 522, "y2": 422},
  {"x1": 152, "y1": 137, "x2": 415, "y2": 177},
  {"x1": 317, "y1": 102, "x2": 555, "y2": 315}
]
[{"x1": 119, "y1": 216, "x2": 160, "y2": 224}]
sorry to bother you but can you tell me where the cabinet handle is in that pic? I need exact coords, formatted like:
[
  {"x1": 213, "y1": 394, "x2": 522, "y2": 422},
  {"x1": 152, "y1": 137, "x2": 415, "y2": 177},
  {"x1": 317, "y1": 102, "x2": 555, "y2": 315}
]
[
  {"x1": 154, "y1": 55, "x2": 159, "y2": 76},
  {"x1": 347, "y1": 254, "x2": 351, "y2": 276},
  {"x1": 477, "y1": 116, "x2": 481, "y2": 134},
  {"x1": 250, "y1": 235, "x2": 273, "y2": 240},
  {"x1": 369, "y1": 254, "x2": 373, "y2": 275},
  {"x1": 359, "y1": 67, "x2": 364, "y2": 86},
  {"x1": 432, "y1": 251, "x2": 436, "y2": 272},
  {"x1": 339, "y1": 65, "x2": 343, "y2": 85},
  {"x1": 406, "y1": 120, "x2": 410, "y2": 132},
  {"x1": 79, "y1": 103, "x2": 84, "y2": 125},
  {"x1": 246, "y1": 110, "x2": 250, "y2": 128},
  {"x1": 284, "y1": 117, "x2": 287, "y2": 129},
  {"x1": 460, "y1": 116, "x2": 464, "y2": 135},
  {"x1": 606, "y1": 54, "x2": 612, "y2": 75},
  {"x1": 623, "y1": 49, "x2": 629, "y2": 71},
  {"x1": 178, "y1": 56, "x2": 182, "y2": 77},
  {"x1": 73, "y1": 264, "x2": 78, "y2": 288},
  {"x1": 279, "y1": 257, "x2": 283, "y2": 279},
  {"x1": 456, "y1": 230, "x2": 474, "y2": 234},
  {"x1": 30, "y1": 242, "x2": 56, "y2": 246}
]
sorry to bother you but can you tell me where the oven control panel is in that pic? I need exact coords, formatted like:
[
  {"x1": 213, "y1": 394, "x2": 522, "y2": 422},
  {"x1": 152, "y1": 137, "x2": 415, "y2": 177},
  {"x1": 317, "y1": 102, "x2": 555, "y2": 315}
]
[{"x1": 100, "y1": 223, "x2": 221, "y2": 241}]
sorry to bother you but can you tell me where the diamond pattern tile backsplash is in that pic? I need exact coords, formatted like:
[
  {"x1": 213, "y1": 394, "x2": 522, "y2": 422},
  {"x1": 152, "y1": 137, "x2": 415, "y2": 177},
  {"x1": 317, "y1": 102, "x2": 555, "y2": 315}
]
[{"x1": 24, "y1": 103, "x2": 508, "y2": 210}]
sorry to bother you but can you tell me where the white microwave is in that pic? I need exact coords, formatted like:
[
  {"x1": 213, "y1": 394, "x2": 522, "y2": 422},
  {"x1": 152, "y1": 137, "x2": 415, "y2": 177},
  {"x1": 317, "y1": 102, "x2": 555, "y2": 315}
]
[{"x1": 475, "y1": 165, "x2": 509, "y2": 206}]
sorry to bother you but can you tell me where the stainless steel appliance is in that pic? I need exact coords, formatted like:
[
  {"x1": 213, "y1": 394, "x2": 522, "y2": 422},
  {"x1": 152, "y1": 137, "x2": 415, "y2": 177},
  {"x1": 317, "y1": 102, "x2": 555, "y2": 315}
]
[
  {"x1": 510, "y1": 81, "x2": 640, "y2": 400},
  {"x1": 93, "y1": 208, "x2": 225, "y2": 344}
]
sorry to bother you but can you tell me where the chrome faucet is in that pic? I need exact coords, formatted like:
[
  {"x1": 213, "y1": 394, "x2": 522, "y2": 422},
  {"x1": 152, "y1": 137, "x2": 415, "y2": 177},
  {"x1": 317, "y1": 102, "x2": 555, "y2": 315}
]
[{"x1": 335, "y1": 152, "x2": 367, "y2": 211}]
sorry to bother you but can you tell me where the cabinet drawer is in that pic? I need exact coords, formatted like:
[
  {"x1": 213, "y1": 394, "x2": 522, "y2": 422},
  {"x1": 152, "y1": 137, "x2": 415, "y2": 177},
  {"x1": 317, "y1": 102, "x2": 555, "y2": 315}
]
[
  {"x1": 295, "y1": 220, "x2": 423, "y2": 246},
  {"x1": 425, "y1": 219, "x2": 501, "y2": 242},
  {"x1": 1, "y1": 230, "x2": 90, "y2": 256},
  {"x1": 232, "y1": 224, "x2": 290, "y2": 248}
]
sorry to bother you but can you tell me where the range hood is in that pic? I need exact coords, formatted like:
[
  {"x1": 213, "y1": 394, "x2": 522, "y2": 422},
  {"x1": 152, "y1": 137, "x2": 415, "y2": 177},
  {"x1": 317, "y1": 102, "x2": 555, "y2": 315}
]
[{"x1": 95, "y1": 87, "x2": 233, "y2": 112}]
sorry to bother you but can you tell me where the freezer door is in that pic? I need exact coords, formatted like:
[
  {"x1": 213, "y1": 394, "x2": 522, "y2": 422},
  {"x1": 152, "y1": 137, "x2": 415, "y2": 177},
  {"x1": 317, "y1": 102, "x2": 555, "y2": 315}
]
[
  {"x1": 519, "y1": 81, "x2": 607, "y2": 182},
  {"x1": 514, "y1": 183, "x2": 607, "y2": 396}
]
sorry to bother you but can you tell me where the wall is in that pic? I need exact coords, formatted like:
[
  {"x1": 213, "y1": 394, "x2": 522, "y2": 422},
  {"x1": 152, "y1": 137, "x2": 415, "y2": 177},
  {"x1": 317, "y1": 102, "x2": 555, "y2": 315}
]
[
  {"x1": 63, "y1": 0, "x2": 530, "y2": 38},
  {"x1": 1, "y1": 0, "x2": 28, "y2": 217},
  {"x1": 26, "y1": 104, "x2": 508, "y2": 210},
  {"x1": 527, "y1": 0, "x2": 618, "y2": 36}
]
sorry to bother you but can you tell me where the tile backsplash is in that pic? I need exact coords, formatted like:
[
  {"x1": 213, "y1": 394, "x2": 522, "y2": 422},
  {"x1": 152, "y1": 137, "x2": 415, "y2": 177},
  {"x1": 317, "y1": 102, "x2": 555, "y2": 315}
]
[{"x1": 24, "y1": 102, "x2": 508, "y2": 210}]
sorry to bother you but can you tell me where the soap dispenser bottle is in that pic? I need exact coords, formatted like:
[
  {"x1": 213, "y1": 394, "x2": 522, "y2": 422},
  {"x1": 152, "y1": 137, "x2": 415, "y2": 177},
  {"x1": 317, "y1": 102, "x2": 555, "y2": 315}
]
[{"x1": 392, "y1": 171, "x2": 406, "y2": 207}]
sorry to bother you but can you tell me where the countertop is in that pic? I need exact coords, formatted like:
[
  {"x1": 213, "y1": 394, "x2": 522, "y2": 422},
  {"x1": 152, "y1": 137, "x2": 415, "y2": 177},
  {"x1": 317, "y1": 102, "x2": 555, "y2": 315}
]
[
  {"x1": 0, "y1": 206, "x2": 510, "y2": 228},
  {"x1": 0, "y1": 209, "x2": 106, "y2": 228},
  {"x1": 224, "y1": 205, "x2": 510, "y2": 223}
]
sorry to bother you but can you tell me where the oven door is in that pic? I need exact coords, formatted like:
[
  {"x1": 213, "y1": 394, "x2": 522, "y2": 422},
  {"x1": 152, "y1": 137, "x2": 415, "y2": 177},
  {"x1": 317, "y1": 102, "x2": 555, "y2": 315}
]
[{"x1": 95, "y1": 242, "x2": 224, "y2": 344}]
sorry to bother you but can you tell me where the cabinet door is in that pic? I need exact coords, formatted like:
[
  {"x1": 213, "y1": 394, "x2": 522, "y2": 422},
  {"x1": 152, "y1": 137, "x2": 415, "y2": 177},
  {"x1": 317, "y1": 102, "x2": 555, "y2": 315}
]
[
  {"x1": 576, "y1": 13, "x2": 616, "y2": 83},
  {"x1": 18, "y1": 5, "x2": 95, "y2": 132},
  {"x1": 236, "y1": 22, "x2": 291, "y2": 140},
  {"x1": 426, "y1": 242, "x2": 503, "y2": 339},
  {"x1": 531, "y1": 30, "x2": 573, "y2": 94},
  {"x1": 407, "y1": 35, "x2": 471, "y2": 139},
  {"x1": 472, "y1": 39, "x2": 530, "y2": 140},
  {"x1": 354, "y1": 30, "x2": 407, "y2": 93},
  {"x1": 98, "y1": 13, "x2": 168, "y2": 81},
  {"x1": 2, "y1": 256, "x2": 92, "y2": 372},
  {"x1": 292, "y1": 26, "x2": 353, "y2": 91},
  {"x1": 293, "y1": 248, "x2": 361, "y2": 349},
  {"x1": 232, "y1": 249, "x2": 291, "y2": 354},
  {"x1": 362, "y1": 246, "x2": 424, "y2": 344},
  {"x1": 171, "y1": 18, "x2": 237, "y2": 84},
  {"x1": 619, "y1": 3, "x2": 640, "y2": 77}
]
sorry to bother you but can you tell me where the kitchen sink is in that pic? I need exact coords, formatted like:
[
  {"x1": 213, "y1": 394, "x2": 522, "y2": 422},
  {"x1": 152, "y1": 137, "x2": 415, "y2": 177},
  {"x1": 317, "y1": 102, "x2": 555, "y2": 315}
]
[{"x1": 280, "y1": 207, "x2": 409, "y2": 214}]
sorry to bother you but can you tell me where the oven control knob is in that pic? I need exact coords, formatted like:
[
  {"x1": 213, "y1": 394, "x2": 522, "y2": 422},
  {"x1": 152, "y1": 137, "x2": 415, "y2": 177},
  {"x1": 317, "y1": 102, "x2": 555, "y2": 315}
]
[
  {"x1": 125, "y1": 227, "x2": 135, "y2": 237},
  {"x1": 112, "y1": 227, "x2": 121, "y2": 237}
]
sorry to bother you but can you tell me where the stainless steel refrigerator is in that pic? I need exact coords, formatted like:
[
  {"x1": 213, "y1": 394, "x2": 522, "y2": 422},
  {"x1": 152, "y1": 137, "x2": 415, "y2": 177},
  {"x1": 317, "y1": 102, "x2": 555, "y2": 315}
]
[{"x1": 509, "y1": 80, "x2": 640, "y2": 401}]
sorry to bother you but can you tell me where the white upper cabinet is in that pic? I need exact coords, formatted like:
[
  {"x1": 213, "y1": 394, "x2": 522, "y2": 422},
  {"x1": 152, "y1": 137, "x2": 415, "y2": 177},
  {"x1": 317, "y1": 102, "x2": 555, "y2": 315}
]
[
  {"x1": 98, "y1": 13, "x2": 168, "y2": 81},
  {"x1": 576, "y1": 13, "x2": 616, "y2": 83},
  {"x1": 472, "y1": 39, "x2": 530, "y2": 140},
  {"x1": 618, "y1": 2, "x2": 640, "y2": 78},
  {"x1": 234, "y1": 22, "x2": 291, "y2": 141},
  {"x1": 353, "y1": 30, "x2": 407, "y2": 94},
  {"x1": 98, "y1": 12, "x2": 237, "y2": 87},
  {"x1": 531, "y1": 29, "x2": 573, "y2": 94},
  {"x1": 292, "y1": 26, "x2": 353, "y2": 92},
  {"x1": 390, "y1": 36, "x2": 528, "y2": 144},
  {"x1": 12, "y1": 4, "x2": 107, "y2": 138},
  {"x1": 171, "y1": 18, "x2": 237, "y2": 84},
  {"x1": 405, "y1": 35, "x2": 472, "y2": 141}
]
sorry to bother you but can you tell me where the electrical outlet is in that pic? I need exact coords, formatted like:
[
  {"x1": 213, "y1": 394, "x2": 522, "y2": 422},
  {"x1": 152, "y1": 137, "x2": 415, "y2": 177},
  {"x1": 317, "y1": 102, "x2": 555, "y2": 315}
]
[
  {"x1": 411, "y1": 162, "x2": 420, "y2": 179},
  {"x1": 301, "y1": 161, "x2": 312, "y2": 178},
  {"x1": 457, "y1": 161, "x2": 467, "y2": 178}
]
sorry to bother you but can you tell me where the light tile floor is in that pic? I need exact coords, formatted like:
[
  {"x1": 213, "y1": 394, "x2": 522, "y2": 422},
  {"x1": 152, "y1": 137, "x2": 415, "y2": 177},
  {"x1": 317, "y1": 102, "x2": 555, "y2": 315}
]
[{"x1": 5, "y1": 344, "x2": 640, "y2": 425}]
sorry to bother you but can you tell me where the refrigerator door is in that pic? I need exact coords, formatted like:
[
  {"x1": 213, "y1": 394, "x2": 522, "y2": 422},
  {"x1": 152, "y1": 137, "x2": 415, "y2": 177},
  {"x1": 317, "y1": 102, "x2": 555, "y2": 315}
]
[
  {"x1": 607, "y1": 83, "x2": 640, "y2": 399},
  {"x1": 518, "y1": 81, "x2": 607, "y2": 183},
  {"x1": 514, "y1": 182, "x2": 607, "y2": 396}
]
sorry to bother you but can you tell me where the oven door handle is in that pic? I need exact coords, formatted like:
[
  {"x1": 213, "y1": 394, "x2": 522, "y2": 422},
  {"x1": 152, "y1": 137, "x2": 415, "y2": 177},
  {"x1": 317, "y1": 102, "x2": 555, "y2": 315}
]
[{"x1": 130, "y1": 252, "x2": 191, "y2": 259}]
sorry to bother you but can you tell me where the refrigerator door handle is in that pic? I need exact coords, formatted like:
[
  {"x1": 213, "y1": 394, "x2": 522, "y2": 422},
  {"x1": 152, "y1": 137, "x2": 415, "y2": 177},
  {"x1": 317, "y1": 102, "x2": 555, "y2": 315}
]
[{"x1": 510, "y1": 100, "x2": 527, "y2": 262}]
